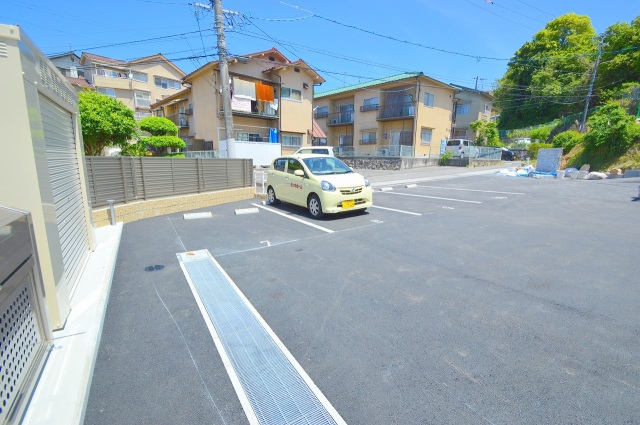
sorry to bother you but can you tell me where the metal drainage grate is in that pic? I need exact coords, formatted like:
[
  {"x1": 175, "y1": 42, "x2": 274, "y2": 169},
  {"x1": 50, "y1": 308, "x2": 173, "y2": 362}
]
[{"x1": 178, "y1": 250, "x2": 343, "y2": 425}]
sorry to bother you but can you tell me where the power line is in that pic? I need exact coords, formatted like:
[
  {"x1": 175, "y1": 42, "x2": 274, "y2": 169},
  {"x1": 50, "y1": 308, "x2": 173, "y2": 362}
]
[{"x1": 462, "y1": 0, "x2": 538, "y2": 30}]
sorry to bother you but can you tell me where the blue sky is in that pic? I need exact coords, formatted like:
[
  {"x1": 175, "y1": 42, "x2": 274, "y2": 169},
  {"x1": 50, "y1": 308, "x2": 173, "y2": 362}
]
[{"x1": 2, "y1": 0, "x2": 639, "y2": 92}]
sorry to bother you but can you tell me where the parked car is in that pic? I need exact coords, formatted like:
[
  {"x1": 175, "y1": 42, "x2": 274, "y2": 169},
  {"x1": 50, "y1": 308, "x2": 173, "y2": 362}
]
[
  {"x1": 292, "y1": 146, "x2": 335, "y2": 156},
  {"x1": 501, "y1": 147, "x2": 516, "y2": 161},
  {"x1": 266, "y1": 154, "x2": 372, "y2": 218},
  {"x1": 445, "y1": 139, "x2": 479, "y2": 158}
]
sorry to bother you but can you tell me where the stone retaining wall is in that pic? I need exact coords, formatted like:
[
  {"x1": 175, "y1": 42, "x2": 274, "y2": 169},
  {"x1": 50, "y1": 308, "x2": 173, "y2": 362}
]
[{"x1": 338, "y1": 156, "x2": 438, "y2": 170}]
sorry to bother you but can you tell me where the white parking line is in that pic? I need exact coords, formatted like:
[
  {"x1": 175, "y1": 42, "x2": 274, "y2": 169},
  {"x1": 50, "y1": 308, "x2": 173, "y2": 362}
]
[
  {"x1": 252, "y1": 203, "x2": 335, "y2": 233},
  {"x1": 377, "y1": 191, "x2": 482, "y2": 204},
  {"x1": 417, "y1": 185, "x2": 525, "y2": 195},
  {"x1": 371, "y1": 205, "x2": 422, "y2": 216}
]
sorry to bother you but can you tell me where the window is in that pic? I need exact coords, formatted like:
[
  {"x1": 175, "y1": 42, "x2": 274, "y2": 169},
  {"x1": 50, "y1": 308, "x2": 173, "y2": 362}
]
[
  {"x1": 361, "y1": 97, "x2": 379, "y2": 112},
  {"x1": 236, "y1": 132, "x2": 263, "y2": 142},
  {"x1": 421, "y1": 128, "x2": 433, "y2": 144},
  {"x1": 453, "y1": 129, "x2": 467, "y2": 138},
  {"x1": 281, "y1": 87, "x2": 302, "y2": 101},
  {"x1": 273, "y1": 158, "x2": 286, "y2": 172},
  {"x1": 315, "y1": 106, "x2": 328, "y2": 118},
  {"x1": 423, "y1": 92, "x2": 434, "y2": 107},
  {"x1": 134, "y1": 90, "x2": 151, "y2": 108},
  {"x1": 287, "y1": 158, "x2": 304, "y2": 174},
  {"x1": 484, "y1": 104, "x2": 491, "y2": 114},
  {"x1": 131, "y1": 72, "x2": 148, "y2": 82},
  {"x1": 98, "y1": 88, "x2": 116, "y2": 98},
  {"x1": 154, "y1": 76, "x2": 181, "y2": 90},
  {"x1": 456, "y1": 103, "x2": 470, "y2": 115},
  {"x1": 282, "y1": 134, "x2": 302, "y2": 146},
  {"x1": 361, "y1": 132, "x2": 377, "y2": 145}
]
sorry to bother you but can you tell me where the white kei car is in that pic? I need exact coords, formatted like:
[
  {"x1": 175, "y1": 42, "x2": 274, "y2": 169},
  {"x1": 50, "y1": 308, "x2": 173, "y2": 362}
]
[{"x1": 266, "y1": 154, "x2": 373, "y2": 218}]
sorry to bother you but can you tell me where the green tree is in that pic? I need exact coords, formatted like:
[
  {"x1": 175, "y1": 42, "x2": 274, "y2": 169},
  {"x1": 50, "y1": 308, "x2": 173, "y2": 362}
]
[
  {"x1": 494, "y1": 13, "x2": 596, "y2": 129},
  {"x1": 138, "y1": 116, "x2": 185, "y2": 155},
  {"x1": 583, "y1": 103, "x2": 640, "y2": 156},
  {"x1": 78, "y1": 90, "x2": 136, "y2": 156},
  {"x1": 597, "y1": 17, "x2": 640, "y2": 99},
  {"x1": 470, "y1": 120, "x2": 501, "y2": 146}
]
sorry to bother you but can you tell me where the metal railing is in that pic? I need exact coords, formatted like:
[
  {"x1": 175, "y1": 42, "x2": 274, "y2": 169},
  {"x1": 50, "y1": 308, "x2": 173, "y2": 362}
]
[
  {"x1": 326, "y1": 111, "x2": 354, "y2": 126},
  {"x1": 85, "y1": 156, "x2": 253, "y2": 207},
  {"x1": 254, "y1": 168, "x2": 268, "y2": 194},
  {"x1": 336, "y1": 145, "x2": 415, "y2": 157},
  {"x1": 473, "y1": 147, "x2": 502, "y2": 160},
  {"x1": 185, "y1": 150, "x2": 218, "y2": 158},
  {"x1": 168, "y1": 113, "x2": 188, "y2": 128},
  {"x1": 377, "y1": 102, "x2": 415, "y2": 120}
]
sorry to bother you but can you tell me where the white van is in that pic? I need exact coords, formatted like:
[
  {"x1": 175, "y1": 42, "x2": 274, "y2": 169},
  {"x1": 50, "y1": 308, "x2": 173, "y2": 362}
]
[
  {"x1": 445, "y1": 139, "x2": 479, "y2": 158},
  {"x1": 293, "y1": 146, "x2": 335, "y2": 156}
]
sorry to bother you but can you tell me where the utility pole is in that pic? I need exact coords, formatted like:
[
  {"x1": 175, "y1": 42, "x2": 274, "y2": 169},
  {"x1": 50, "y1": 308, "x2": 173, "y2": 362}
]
[
  {"x1": 580, "y1": 36, "x2": 605, "y2": 133},
  {"x1": 474, "y1": 76, "x2": 486, "y2": 90},
  {"x1": 213, "y1": 0, "x2": 235, "y2": 157}
]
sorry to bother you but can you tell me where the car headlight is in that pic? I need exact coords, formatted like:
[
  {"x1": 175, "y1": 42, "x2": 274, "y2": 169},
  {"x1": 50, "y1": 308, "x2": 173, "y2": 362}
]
[
  {"x1": 321, "y1": 180, "x2": 336, "y2": 191},
  {"x1": 364, "y1": 178, "x2": 370, "y2": 187}
]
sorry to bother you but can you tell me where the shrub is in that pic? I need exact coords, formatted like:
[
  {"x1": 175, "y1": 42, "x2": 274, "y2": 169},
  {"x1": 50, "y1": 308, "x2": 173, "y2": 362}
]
[
  {"x1": 583, "y1": 104, "x2": 640, "y2": 156},
  {"x1": 140, "y1": 135, "x2": 186, "y2": 150},
  {"x1": 138, "y1": 116, "x2": 179, "y2": 136},
  {"x1": 439, "y1": 151, "x2": 453, "y2": 166},
  {"x1": 527, "y1": 143, "x2": 553, "y2": 160},
  {"x1": 552, "y1": 130, "x2": 584, "y2": 152},
  {"x1": 530, "y1": 126, "x2": 552, "y2": 142}
]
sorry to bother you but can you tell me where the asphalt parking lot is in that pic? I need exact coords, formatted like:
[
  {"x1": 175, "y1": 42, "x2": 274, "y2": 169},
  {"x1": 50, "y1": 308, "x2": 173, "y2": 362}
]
[{"x1": 85, "y1": 172, "x2": 640, "y2": 424}]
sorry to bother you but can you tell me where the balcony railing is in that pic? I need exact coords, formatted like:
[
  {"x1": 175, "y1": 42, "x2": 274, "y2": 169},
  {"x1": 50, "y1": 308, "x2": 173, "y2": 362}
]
[
  {"x1": 326, "y1": 111, "x2": 354, "y2": 126},
  {"x1": 377, "y1": 102, "x2": 415, "y2": 120},
  {"x1": 338, "y1": 135, "x2": 354, "y2": 146},
  {"x1": 360, "y1": 104, "x2": 379, "y2": 112},
  {"x1": 226, "y1": 99, "x2": 278, "y2": 119},
  {"x1": 314, "y1": 110, "x2": 328, "y2": 119},
  {"x1": 168, "y1": 113, "x2": 188, "y2": 128}
]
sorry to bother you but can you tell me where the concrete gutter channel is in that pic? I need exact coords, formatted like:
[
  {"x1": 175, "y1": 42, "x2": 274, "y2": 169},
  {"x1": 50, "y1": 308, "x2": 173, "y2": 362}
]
[{"x1": 23, "y1": 163, "x2": 632, "y2": 425}]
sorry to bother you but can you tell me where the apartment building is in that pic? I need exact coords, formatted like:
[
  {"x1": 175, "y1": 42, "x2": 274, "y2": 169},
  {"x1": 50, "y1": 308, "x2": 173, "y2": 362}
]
[
  {"x1": 80, "y1": 52, "x2": 185, "y2": 121},
  {"x1": 450, "y1": 84, "x2": 495, "y2": 141},
  {"x1": 313, "y1": 72, "x2": 457, "y2": 157},
  {"x1": 151, "y1": 47, "x2": 325, "y2": 163}
]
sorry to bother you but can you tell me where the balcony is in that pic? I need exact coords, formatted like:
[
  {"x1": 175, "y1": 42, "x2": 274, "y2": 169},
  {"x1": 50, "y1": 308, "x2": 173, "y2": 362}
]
[
  {"x1": 377, "y1": 102, "x2": 415, "y2": 120},
  {"x1": 360, "y1": 104, "x2": 379, "y2": 112},
  {"x1": 168, "y1": 113, "x2": 188, "y2": 128},
  {"x1": 225, "y1": 99, "x2": 279, "y2": 120},
  {"x1": 326, "y1": 111, "x2": 354, "y2": 126}
]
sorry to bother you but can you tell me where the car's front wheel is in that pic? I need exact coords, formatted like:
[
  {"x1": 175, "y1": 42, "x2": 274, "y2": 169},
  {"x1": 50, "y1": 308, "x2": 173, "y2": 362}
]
[
  {"x1": 267, "y1": 186, "x2": 280, "y2": 205},
  {"x1": 308, "y1": 194, "x2": 324, "y2": 219}
]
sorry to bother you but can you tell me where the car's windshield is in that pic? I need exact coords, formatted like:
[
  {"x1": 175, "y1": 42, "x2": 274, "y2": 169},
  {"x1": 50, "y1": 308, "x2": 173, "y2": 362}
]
[{"x1": 303, "y1": 157, "x2": 353, "y2": 175}]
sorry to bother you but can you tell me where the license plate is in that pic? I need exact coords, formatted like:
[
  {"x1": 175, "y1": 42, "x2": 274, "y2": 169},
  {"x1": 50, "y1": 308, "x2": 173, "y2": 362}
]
[{"x1": 342, "y1": 200, "x2": 355, "y2": 209}]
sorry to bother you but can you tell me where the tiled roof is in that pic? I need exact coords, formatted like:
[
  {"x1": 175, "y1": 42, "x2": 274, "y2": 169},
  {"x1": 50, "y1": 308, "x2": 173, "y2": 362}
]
[
  {"x1": 310, "y1": 119, "x2": 327, "y2": 138},
  {"x1": 82, "y1": 52, "x2": 126, "y2": 66},
  {"x1": 66, "y1": 77, "x2": 93, "y2": 88},
  {"x1": 450, "y1": 83, "x2": 494, "y2": 98},
  {"x1": 314, "y1": 72, "x2": 424, "y2": 99}
]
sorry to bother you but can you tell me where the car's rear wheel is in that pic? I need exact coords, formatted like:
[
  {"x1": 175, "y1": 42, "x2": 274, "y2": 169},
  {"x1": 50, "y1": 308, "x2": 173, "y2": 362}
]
[
  {"x1": 308, "y1": 194, "x2": 324, "y2": 219},
  {"x1": 267, "y1": 186, "x2": 280, "y2": 205}
]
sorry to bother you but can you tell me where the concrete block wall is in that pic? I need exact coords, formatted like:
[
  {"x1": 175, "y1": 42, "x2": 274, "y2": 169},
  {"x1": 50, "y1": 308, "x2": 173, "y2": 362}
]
[{"x1": 92, "y1": 187, "x2": 255, "y2": 226}]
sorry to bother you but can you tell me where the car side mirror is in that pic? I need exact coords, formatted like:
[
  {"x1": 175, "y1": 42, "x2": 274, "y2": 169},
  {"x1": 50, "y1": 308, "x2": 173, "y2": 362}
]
[{"x1": 294, "y1": 169, "x2": 305, "y2": 177}]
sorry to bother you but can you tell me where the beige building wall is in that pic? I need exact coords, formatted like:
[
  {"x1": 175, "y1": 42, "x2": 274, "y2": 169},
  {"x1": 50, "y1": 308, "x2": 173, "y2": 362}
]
[
  {"x1": 314, "y1": 75, "x2": 456, "y2": 157},
  {"x1": 83, "y1": 55, "x2": 185, "y2": 119},
  {"x1": 415, "y1": 78, "x2": 456, "y2": 156},
  {"x1": 177, "y1": 51, "x2": 321, "y2": 157},
  {"x1": 452, "y1": 88, "x2": 494, "y2": 141},
  {"x1": 190, "y1": 69, "x2": 220, "y2": 147}
]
